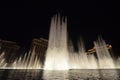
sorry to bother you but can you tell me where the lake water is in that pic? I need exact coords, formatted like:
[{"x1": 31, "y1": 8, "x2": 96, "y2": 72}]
[{"x1": 0, "y1": 69, "x2": 120, "y2": 80}]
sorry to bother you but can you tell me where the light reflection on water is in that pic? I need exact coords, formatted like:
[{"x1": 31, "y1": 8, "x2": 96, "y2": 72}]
[{"x1": 0, "y1": 69, "x2": 120, "y2": 80}]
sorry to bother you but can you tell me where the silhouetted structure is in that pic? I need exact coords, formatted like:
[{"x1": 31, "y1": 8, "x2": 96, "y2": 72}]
[
  {"x1": 86, "y1": 44, "x2": 112, "y2": 54},
  {"x1": 30, "y1": 38, "x2": 48, "y2": 64},
  {"x1": 0, "y1": 39, "x2": 20, "y2": 63}
]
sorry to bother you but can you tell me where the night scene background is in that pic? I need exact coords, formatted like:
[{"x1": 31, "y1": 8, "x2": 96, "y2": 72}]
[{"x1": 0, "y1": 0, "x2": 120, "y2": 57}]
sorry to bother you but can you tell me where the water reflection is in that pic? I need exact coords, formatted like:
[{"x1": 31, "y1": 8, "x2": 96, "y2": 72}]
[
  {"x1": 0, "y1": 69, "x2": 120, "y2": 80},
  {"x1": 98, "y1": 69, "x2": 119, "y2": 80},
  {"x1": 69, "y1": 69, "x2": 100, "y2": 79},
  {"x1": 0, "y1": 69, "x2": 43, "y2": 80},
  {"x1": 43, "y1": 70, "x2": 69, "y2": 80}
]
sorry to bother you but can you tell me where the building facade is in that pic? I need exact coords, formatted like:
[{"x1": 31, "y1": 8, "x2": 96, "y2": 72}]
[
  {"x1": 30, "y1": 38, "x2": 48, "y2": 65},
  {"x1": 0, "y1": 39, "x2": 20, "y2": 63}
]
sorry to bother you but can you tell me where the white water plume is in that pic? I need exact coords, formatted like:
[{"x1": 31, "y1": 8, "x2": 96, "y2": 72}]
[
  {"x1": 69, "y1": 37, "x2": 118, "y2": 69},
  {"x1": 69, "y1": 39, "x2": 98, "y2": 69},
  {"x1": 11, "y1": 47, "x2": 42, "y2": 69},
  {"x1": 0, "y1": 52, "x2": 7, "y2": 69},
  {"x1": 116, "y1": 57, "x2": 120, "y2": 68},
  {"x1": 44, "y1": 15, "x2": 69, "y2": 70},
  {"x1": 94, "y1": 37, "x2": 115, "y2": 69},
  {"x1": 0, "y1": 14, "x2": 120, "y2": 70}
]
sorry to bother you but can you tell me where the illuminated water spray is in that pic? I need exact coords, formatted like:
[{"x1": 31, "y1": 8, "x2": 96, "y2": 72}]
[
  {"x1": 44, "y1": 15, "x2": 69, "y2": 70},
  {"x1": 0, "y1": 14, "x2": 120, "y2": 70},
  {"x1": 0, "y1": 52, "x2": 7, "y2": 68},
  {"x1": 43, "y1": 14, "x2": 120, "y2": 70},
  {"x1": 94, "y1": 37, "x2": 115, "y2": 69},
  {"x1": 11, "y1": 47, "x2": 42, "y2": 69}
]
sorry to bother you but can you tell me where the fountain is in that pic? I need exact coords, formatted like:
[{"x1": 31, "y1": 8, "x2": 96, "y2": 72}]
[
  {"x1": 11, "y1": 47, "x2": 42, "y2": 69},
  {"x1": 94, "y1": 37, "x2": 115, "y2": 69},
  {"x1": 0, "y1": 14, "x2": 120, "y2": 70},
  {"x1": 0, "y1": 52, "x2": 7, "y2": 68},
  {"x1": 0, "y1": 14, "x2": 120, "y2": 80},
  {"x1": 44, "y1": 15, "x2": 69, "y2": 70},
  {"x1": 43, "y1": 14, "x2": 120, "y2": 70}
]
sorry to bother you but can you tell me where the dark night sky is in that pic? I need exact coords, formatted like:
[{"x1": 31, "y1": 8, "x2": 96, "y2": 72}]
[{"x1": 0, "y1": 0, "x2": 120, "y2": 56}]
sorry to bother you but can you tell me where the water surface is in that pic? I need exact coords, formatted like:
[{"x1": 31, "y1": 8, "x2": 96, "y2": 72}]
[{"x1": 0, "y1": 69, "x2": 120, "y2": 80}]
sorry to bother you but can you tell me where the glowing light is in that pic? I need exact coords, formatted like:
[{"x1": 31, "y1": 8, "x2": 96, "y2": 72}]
[
  {"x1": 0, "y1": 14, "x2": 120, "y2": 70},
  {"x1": 44, "y1": 15, "x2": 69, "y2": 70},
  {"x1": 11, "y1": 47, "x2": 42, "y2": 69},
  {"x1": 0, "y1": 52, "x2": 7, "y2": 69}
]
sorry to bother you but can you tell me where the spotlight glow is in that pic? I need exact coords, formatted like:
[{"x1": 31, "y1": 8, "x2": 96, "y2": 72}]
[
  {"x1": 44, "y1": 15, "x2": 69, "y2": 70},
  {"x1": 0, "y1": 14, "x2": 120, "y2": 70}
]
